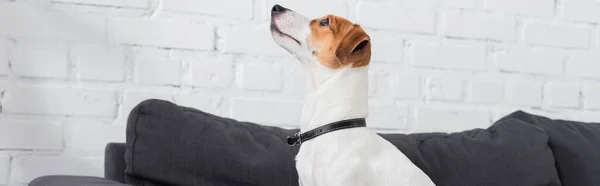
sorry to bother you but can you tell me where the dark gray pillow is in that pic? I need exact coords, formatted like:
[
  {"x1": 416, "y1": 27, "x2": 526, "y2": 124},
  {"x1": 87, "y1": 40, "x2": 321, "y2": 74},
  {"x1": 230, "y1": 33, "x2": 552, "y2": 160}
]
[
  {"x1": 124, "y1": 99, "x2": 300, "y2": 186},
  {"x1": 385, "y1": 118, "x2": 562, "y2": 186},
  {"x1": 124, "y1": 99, "x2": 561, "y2": 186},
  {"x1": 498, "y1": 111, "x2": 600, "y2": 186}
]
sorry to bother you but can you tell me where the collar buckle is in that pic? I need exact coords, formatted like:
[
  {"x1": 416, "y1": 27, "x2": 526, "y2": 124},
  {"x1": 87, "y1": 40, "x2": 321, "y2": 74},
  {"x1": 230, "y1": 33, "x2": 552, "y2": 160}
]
[{"x1": 286, "y1": 132, "x2": 301, "y2": 146}]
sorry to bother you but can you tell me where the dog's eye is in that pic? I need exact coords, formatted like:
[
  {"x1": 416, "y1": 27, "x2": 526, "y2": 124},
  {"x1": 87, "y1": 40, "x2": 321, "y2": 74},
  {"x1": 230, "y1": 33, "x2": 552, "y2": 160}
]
[{"x1": 319, "y1": 18, "x2": 329, "y2": 26}]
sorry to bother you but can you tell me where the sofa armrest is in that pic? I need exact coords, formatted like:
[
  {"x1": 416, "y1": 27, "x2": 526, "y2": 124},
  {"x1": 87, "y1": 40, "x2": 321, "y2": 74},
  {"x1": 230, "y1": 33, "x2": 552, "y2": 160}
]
[
  {"x1": 29, "y1": 175, "x2": 130, "y2": 186},
  {"x1": 105, "y1": 142, "x2": 126, "y2": 183}
]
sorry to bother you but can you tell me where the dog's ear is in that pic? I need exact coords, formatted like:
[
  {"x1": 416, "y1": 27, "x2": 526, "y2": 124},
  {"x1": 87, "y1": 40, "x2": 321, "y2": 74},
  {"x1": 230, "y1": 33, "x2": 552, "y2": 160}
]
[{"x1": 335, "y1": 25, "x2": 371, "y2": 67}]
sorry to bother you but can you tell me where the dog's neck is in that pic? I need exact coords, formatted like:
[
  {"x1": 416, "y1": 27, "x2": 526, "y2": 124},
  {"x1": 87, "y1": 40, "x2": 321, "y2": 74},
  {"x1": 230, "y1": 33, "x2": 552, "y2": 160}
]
[{"x1": 299, "y1": 62, "x2": 369, "y2": 133}]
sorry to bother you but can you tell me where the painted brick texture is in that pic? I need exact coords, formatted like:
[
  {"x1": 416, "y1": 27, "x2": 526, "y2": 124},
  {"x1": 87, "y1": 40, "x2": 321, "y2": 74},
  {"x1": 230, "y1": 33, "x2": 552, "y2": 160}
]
[{"x1": 0, "y1": 0, "x2": 599, "y2": 185}]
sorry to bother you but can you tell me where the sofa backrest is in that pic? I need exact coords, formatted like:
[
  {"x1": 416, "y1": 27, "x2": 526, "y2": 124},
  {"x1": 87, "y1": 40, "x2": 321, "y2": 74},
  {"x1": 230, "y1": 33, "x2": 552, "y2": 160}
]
[
  {"x1": 498, "y1": 111, "x2": 600, "y2": 186},
  {"x1": 123, "y1": 99, "x2": 570, "y2": 186}
]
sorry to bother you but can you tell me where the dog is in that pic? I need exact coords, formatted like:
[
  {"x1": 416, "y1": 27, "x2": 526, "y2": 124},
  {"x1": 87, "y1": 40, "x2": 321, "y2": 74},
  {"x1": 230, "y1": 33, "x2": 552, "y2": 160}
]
[{"x1": 269, "y1": 4, "x2": 436, "y2": 186}]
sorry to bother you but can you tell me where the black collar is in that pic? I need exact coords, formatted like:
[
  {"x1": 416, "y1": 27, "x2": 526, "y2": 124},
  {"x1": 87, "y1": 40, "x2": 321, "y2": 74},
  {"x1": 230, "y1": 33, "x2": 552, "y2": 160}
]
[{"x1": 287, "y1": 118, "x2": 367, "y2": 146}]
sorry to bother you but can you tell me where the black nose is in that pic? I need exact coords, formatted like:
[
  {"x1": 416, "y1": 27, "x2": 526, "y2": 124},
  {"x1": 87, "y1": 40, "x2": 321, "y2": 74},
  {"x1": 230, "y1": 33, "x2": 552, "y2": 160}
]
[{"x1": 272, "y1": 4, "x2": 285, "y2": 13}]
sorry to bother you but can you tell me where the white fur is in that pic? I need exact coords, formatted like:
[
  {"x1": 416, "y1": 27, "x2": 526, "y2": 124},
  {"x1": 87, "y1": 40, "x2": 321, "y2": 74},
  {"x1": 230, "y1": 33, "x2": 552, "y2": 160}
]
[{"x1": 270, "y1": 6, "x2": 436, "y2": 186}]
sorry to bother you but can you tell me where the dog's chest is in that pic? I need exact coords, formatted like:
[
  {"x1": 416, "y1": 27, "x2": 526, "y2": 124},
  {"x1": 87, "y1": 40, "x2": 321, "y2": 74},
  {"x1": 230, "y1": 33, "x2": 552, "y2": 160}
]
[{"x1": 294, "y1": 129, "x2": 383, "y2": 185}]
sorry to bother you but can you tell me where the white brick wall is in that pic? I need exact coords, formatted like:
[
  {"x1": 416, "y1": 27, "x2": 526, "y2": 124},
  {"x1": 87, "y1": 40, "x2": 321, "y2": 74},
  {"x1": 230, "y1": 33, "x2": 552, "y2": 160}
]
[
  {"x1": 0, "y1": 157, "x2": 9, "y2": 185},
  {"x1": 0, "y1": 121, "x2": 63, "y2": 150},
  {"x1": 9, "y1": 39, "x2": 69, "y2": 78},
  {"x1": 71, "y1": 44, "x2": 126, "y2": 82},
  {"x1": 108, "y1": 18, "x2": 215, "y2": 50},
  {"x1": 563, "y1": 0, "x2": 600, "y2": 23},
  {"x1": 1, "y1": 0, "x2": 599, "y2": 185},
  {"x1": 484, "y1": 0, "x2": 555, "y2": 17},
  {"x1": 495, "y1": 48, "x2": 564, "y2": 75},
  {"x1": 523, "y1": 21, "x2": 592, "y2": 49},
  {"x1": 0, "y1": 38, "x2": 8, "y2": 75},
  {"x1": 357, "y1": 2, "x2": 436, "y2": 34},
  {"x1": 442, "y1": 12, "x2": 516, "y2": 42},
  {"x1": 544, "y1": 82, "x2": 580, "y2": 109},
  {"x1": 411, "y1": 43, "x2": 487, "y2": 70},
  {"x1": 134, "y1": 59, "x2": 182, "y2": 86},
  {"x1": 164, "y1": 0, "x2": 254, "y2": 19},
  {"x1": 470, "y1": 79, "x2": 504, "y2": 104},
  {"x1": 566, "y1": 53, "x2": 600, "y2": 79},
  {"x1": 236, "y1": 63, "x2": 283, "y2": 91}
]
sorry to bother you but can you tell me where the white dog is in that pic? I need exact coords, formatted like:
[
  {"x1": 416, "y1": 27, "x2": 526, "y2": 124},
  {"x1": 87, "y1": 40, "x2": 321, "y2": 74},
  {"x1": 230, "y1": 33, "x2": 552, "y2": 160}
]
[{"x1": 270, "y1": 4, "x2": 437, "y2": 186}]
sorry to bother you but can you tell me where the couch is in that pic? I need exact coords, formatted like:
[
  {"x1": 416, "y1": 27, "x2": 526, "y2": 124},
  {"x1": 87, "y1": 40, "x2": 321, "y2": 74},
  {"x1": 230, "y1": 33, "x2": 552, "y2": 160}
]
[{"x1": 29, "y1": 99, "x2": 600, "y2": 186}]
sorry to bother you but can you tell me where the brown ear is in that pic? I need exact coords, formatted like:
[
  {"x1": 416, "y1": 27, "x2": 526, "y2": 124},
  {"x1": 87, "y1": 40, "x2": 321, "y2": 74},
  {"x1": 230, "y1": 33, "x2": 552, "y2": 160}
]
[{"x1": 335, "y1": 25, "x2": 371, "y2": 67}]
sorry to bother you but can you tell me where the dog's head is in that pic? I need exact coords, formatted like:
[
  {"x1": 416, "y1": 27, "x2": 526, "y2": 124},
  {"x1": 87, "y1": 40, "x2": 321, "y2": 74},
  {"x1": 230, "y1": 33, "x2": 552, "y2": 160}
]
[{"x1": 270, "y1": 4, "x2": 371, "y2": 70}]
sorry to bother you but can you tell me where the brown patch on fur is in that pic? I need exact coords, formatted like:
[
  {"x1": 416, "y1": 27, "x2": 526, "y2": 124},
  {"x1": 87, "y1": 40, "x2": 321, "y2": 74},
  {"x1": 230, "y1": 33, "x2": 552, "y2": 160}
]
[{"x1": 308, "y1": 15, "x2": 371, "y2": 69}]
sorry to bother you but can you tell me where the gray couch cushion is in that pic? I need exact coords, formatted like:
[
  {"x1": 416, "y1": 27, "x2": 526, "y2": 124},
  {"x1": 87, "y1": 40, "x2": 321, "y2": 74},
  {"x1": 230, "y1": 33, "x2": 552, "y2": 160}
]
[
  {"x1": 384, "y1": 117, "x2": 562, "y2": 186},
  {"x1": 105, "y1": 143, "x2": 126, "y2": 183},
  {"x1": 498, "y1": 111, "x2": 600, "y2": 186},
  {"x1": 125, "y1": 99, "x2": 561, "y2": 186},
  {"x1": 29, "y1": 175, "x2": 130, "y2": 186},
  {"x1": 124, "y1": 99, "x2": 300, "y2": 186}
]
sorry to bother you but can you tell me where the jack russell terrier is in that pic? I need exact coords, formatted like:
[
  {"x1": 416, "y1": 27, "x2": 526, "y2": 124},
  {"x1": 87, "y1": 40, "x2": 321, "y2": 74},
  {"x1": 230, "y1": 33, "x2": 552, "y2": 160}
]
[{"x1": 269, "y1": 4, "x2": 437, "y2": 186}]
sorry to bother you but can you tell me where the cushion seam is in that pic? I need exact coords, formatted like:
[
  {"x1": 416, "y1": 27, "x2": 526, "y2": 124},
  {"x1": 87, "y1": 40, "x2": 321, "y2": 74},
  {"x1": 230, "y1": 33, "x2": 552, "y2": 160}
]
[{"x1": 129, "y1": 99, "x2": 150, "y2": 176}]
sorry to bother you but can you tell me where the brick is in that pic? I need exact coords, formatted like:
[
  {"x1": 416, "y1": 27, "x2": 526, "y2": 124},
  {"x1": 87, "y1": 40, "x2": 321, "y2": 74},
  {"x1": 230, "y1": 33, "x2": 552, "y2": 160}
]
[
  {"x1": 0, "y1": 121, "x2": 63, "y2": 150},
  {"x1": 506, "y1": 80, "x2": 543, "y2": 107},
  {"x1": 281, "y1": 60, "x2": 307, "y2": 93},
  {"x1": 261, "y1": 0, "x2": 348, "y2": 20},
  {"x1": 415, "y1": 106, "x2": 491, "y2": 132},
  {"x1": 563, "y1": 1, "x2": 600, "y2": 23},
  {"x1": 484, "y1": 0, "x2": 554, "y2": 17},
  {"x1": 574, "y1": 111, "x2": 600, "y2": 123},
  {"x1": 65, "y1": 123, "x2": 125, "y2": 155},
  {"x1": 368, "y1": 31, "x2": 403, "y2": 63},
  {"x1": 524, "y1": 22, "x2": 591, "y2": 49},
  {"x1": 71, "y1": 43, "x2": 125, "y2": 82},
  {"x1": 495, "y1": 50, "x2": 564, "y2": 75},
  {"x1": 368, "y1": 64, "x2": 390, "y2": 97},
  {"x1": 222, "y1": 27, "x2": 288, "y2": 56},
  {"x1": 10, "y1": 40, "x2": 68, "y2": 78},
  {"x1": 108, "y1": 18, "x2": 215, "y2": 50},
  {"x1": 439, "y1": 0, "x2": 476, "y2": 9},
  {"x1": 443, "y1": 13, "x2": 516, "y2": 41},
  {"x1": 174, "y1": 94, "x2": 222, "y2": 114},
  {"x1": 190, "y1": 54, "x2": 234, "y2": 88},
  {"x1": 230, "y1": 98, "x2": 302, "y2": 126},
  {"x1": 236, "y1": 63, "x2": 283, "y2": 91},
  {"x1": 130, "y1": 47, "x2": 170, "y2": 60},
  {"x1": 12, "y1": 156, "x2": 103, "y2": 184},
  {"x1": 357, "y1": 2, "x2": 436, "y2": 34},
  {"x1": 122, "y1": 91, "x2": 173, "y2": 116},
  {"x1": 426, "y1": 76, "x2": 464, "y2": 101},
  {"x1": 0, "y1": 79, "x2": 6, "y2": 95},
  {"x1": 412, "y1": 44, "x2": 487, "y2": 70},
  {"x1": 134, "y1": 59, "x2": 181, "y2": 86},
  {"x1": 0, "y1": 4, "x2": 106, "y2": 42},
  {"x1": 471, "y1": 79, "x2": 504, "y2": 104},
  {"x1": 544, "y1": 83, "x2": 580, "y2": 108},
  {"x1": 0, "y1": 156, "x2": 8, "y2": 185},
  {"x1": 582, "y1": 86, "x2": 600, "y2": 110},
  {"x1": 566, "y1": 53, "x2": 600, "y2": 79},
  {"x1": 50, "y1": 0, "x2": 148, "y2": 8},
  {"x1": 164, "y1": 0, "x2": 253, "y2": 19},
  {"x1": 3, "y1": 86, "x2": 117, "y2": 116},
  {"x1": 388, "y1": 71, "x2": 421, "y2": 99},
  {"x1": 0, "y1": 37, "x2": 7, "y2": 75},
  {"x1": 367, "y1": 102, "x2": 410, "y2": 130}
]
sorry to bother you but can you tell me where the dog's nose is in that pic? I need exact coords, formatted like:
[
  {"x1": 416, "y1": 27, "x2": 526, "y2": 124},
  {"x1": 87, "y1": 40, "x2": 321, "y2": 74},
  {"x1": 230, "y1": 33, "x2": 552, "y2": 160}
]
[{"x1": 272, "y1": 4, "x2": 286, "y2": 14}]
